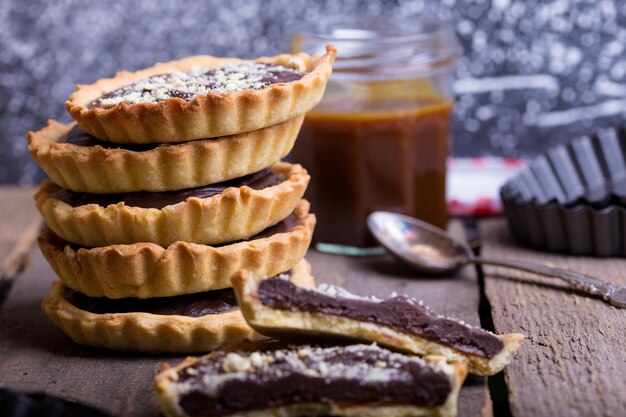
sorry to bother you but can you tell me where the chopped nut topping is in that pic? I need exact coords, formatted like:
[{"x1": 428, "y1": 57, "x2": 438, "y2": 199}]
[
  {"x1": 318, "y1": 362, "x2": 329, "y2": 376},
  {"x1": 249, "y1": 352, "x2": 265, "y2": 368},
  {"x1": 222, "y1": 352, "x2": 252, "y2": 373},
  {"x1": 297, "y1": 347, "x2": 311, "y2": 357},
  {"x1": 92, "y1": 62, "x2": 304, "y2": 108}
]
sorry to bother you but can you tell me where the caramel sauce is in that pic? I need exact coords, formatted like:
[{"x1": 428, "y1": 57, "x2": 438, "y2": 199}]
[{"x1": 292, "y1": 98, "x2": 452, "y2": 247}]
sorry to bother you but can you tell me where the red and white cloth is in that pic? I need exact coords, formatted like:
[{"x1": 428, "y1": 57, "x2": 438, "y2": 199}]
[{"x1": 447, "y1": 157, "x2": 525, "y2": 217}]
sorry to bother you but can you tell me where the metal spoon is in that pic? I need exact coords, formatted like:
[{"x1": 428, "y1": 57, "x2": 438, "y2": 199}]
[{"x1": 367, "y1": 211, "x2": 626, "y2": 309}]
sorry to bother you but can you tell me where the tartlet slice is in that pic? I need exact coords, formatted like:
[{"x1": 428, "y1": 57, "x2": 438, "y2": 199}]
[
  {"x1": 42, "y1": 260, "x2": 314, "y2": 353},
  {"x1": 155, "y1": 343, "x2": 467, "y2": 417},
  {"x1": 35, "y1": 162, "x2": 309, "y2": 247},
  {"x1": 38, "y1": 201, "x2": 314, "y2": 299},
  {"x1": 232, "y1": 273, "x2": 524, "y2": 376},
  {"x1": 66, "y1": 46, "x2": 336, "y2": 143},
  {"x1": 28, "y1": 117, "x2": 303, "y2": 194}
]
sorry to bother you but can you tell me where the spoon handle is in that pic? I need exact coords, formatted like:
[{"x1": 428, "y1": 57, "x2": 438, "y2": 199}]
[{"x1": 468, "y1": 257, "x2": 626, "y2": 309}]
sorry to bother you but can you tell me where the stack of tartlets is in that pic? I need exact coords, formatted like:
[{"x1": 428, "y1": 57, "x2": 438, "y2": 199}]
[{"x1": 28, "y1": 46, "x2": 336, "y2": 352}]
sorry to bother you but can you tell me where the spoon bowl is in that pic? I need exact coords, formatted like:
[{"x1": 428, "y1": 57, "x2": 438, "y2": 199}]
[{"x1": 367, "y1": 211, "x2": 472, "y2": 275}]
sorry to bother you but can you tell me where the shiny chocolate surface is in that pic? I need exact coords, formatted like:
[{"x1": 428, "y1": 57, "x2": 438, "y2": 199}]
[{"x1": 257, "y1": 277, "x2": 504, "y2": 358}]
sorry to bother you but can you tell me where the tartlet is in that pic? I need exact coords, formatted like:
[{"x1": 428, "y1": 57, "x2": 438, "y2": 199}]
[
  {"x1": 66, "y1": 46, "x2": 336, "y2": 143},
  {"x1": 38, "y1": 201, "x2": 315, "y2": 299},
  {"x1": 155, "y1": 343, "x2": 467, "y2": 417},
  {"x1": 28, "y1": 117, "x2": 303, "y2": 194},
  {"x1": 42, "y1": 260, "x2": 314, "y2": 353},
  {"x1": 233, "y1": 273, "x2": 524, "y2": 376},
  {"x1": 35, "y1": 162, "x2": 309, "y2": 247}
]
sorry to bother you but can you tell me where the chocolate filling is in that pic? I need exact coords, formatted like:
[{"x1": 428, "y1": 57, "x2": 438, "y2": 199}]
[
  {"x1": 176, "y1": 345, "x2": 452, "y2": 416},
  {"x1": 256, "y1": 278, "x2": 504, "y2": 359},
  {"x1": 66, "y1": 288, "x2": 238, "y2": 317},
  {"x1": 62, "y1": 125, "x2": 162, "y2": 151},
  {"x1": 65, "y1": 269, "x2": 294, "y2": 317},
  {"x1": 50, "y1": 169, "x2": 282, "y2": 209},
  {"x1": 242, "y1": 215, "x2": 301, "y2": 242},
  {"x1": 91, "y1": 63, "x2": 303, "y2": 108}
]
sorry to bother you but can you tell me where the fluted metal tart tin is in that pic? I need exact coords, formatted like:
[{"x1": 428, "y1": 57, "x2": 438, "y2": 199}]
[{"x1": 500, "y1": 126, "x2": 626, "y2": 257}]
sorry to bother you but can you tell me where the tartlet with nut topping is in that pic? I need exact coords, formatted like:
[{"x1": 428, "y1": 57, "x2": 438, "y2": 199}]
[{"x1": 66, "y1": 46, "x2": 336, "y2": 143}]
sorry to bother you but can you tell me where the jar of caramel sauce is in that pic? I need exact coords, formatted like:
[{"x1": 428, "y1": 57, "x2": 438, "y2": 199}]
[{"x1": 291, "y1": 17, "x2": 460, "y2": 250}]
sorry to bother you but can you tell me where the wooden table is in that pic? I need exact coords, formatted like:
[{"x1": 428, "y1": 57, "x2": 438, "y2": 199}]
[{"x1": 0, "y1": 187, "x2": 624, "y2": 417}]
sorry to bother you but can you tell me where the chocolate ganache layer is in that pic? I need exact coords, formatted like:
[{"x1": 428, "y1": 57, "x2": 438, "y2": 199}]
[
  {"x1": 62, "y1": 124, "x2": 162, "y2": 151},
  {"x1": 50, "y1": 168, "x2": 281, "y2": 209},
  {"x1": 65, "y1": 271, "x2": 293, "y2": 317},
  {"x1": 176, "y1": 344, "x2": 452, "y2": 417},
  {"x1": 91, "y1": 63, "x2": 304, "y2": 108},
  {"x1": 243, "y1": 215, "x2": 300, "y2": 242},
  {"x1": 257, "y1": 278, "x2": 504, "y2": 359},
  {"x1": 66, "y1": 288, "x2": 238, "y2": 317}
]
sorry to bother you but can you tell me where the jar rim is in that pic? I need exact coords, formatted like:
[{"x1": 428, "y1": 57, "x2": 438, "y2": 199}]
[
  {"x1": 296, "y1": 15, "x2": 451, "y2": 42},
  {"x1": 292, "y1": 15, "x2": 461, "y2": 80}
]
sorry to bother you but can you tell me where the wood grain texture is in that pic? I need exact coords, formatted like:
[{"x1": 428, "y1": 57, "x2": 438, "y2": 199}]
[
  {"x1": 0, "y1": 220, "x2": 489, "y2": 417},
  {"x1": 0, "y1": 187, "x2": 41, "y2": 300},
  {"x1": 0, "y1": 249, "x2": 175, "y2": 417},
  {"x1": 480, "y1": 219, "x2": 626, "y2": 417}
]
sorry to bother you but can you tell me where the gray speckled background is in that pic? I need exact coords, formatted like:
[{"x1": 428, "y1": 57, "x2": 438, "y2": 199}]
[{"x1": 1, "y1": 0, "x2": 625, "y2": 184}]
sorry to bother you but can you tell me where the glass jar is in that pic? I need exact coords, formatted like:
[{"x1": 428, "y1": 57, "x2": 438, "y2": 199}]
[{"x1": 291, "y1": 16, "x2": 460, "y2": 250}]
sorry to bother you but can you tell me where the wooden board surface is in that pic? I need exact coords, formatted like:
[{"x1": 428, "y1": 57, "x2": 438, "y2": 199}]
[
  {"x1": 480, "y1": 219, "x2": 626, "y2": 417},
  {"x1": 0, "y1": 216, "x2": 490, "y2": 417},
  {"x1": 0, "y1": 187, "x2": 41, "y2": 304}
]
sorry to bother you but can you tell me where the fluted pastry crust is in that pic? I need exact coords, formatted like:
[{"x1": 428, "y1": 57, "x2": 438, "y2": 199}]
[
  {"x1": 41, "y1": 260, "x2": 315, "y2": 353},
  {"x1": 35, "y1": 162, "x2": 309, "y2": 247},
  {"x1": 232, "y1": 272, "x2": 524, "y2": 376},
  {"x1": 38, "y1": 201, "x2": 315, "y2": 299},
  {"x1": 28, "y1": 117, "x2": 304, "y2": 193},
  {"x1": 66, "y1": 46, "x2": 336, "y2": 143}
]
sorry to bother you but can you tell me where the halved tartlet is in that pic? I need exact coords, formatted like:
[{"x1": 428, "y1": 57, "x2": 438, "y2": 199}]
[
  {"x1": 35, "y1": 162, "x2": 309, "y2": 247},
  {"x1": 155, "y1": 342, "x2": 467, "y2": 417},
  {"x1": 66, "y1": 46, "x2": 335, "y2": 143},
  {"x1": 38, "y1": 200, "x2": 314, "y2": 299},
  {"x1": 232, "y1": 273, "x2": 524, "y2": 376},
  {"x1": 42, "y1": 260, "x2": 314, "y2": 353},
  {"x1": 28, "y1": 117, "x2": 304, "y2": 194}
]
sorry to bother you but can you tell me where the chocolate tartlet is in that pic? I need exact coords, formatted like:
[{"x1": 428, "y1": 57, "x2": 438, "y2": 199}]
[
  {"x1": 42, "y1": 260, "x2": 315, "y2": 353},
  {"x1": 35, "y1": 162, "x2": 309, "y2": 247},
  {"x1": 155, "y1": 343, "x2": 467, "y2": 417},
  {"x1": 233, "y1": 273, "x2": 524, "y2": 376},
  {"x1": 38, "y1": 201, "x2": 315, "y2": 299},
  {"x1": 28, "y1": 117, "x2": 304, "y2": 194},
  {"x1": 66, "y1": 47, "x2": 336, "y2": 143}
]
